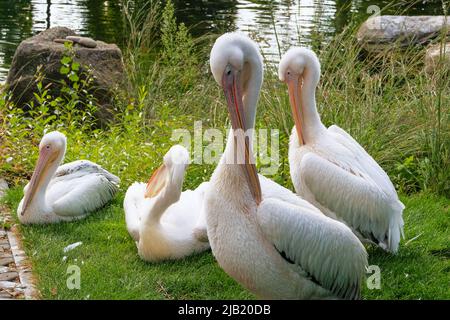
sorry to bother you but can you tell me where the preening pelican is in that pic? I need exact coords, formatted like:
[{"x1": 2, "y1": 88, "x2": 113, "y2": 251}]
[
  {"x1": 17, "y1": 131, "x2": 120, "y2": 224},
  {"x1": 279, "y1": 47, "x2": 404, "y2": 253},
  {"x1": 206, "y1": 33, "x2": 367, "y2": 299},
  {"x1": 124, "y1": 145, "x2": 210, "y2": 262}
]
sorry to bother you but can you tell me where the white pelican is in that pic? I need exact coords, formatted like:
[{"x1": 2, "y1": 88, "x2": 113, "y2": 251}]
[
  {"x1": 279, "y1": 47, "x2": 405, "y2": 253},
  {"x1": 123, "y1": 145, "x2": 210, "y2": 262},
  {"x1": 17, "y1": 131, "x2": 120, "y2": 224},
  {"x1": 206, "y1": 33, "x2": 368, "y2": 299}
]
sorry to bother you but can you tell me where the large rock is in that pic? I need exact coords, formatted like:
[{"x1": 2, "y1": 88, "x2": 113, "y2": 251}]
[
  {"x1": 6, "y1": 27, "x2": 126, "y2": 122},
  {"x1": 425, "y1": 42, "x2": 450, "y2": 73},
  {"x1": 357, "y1": 16, "x2": 450, "y2": 52}
]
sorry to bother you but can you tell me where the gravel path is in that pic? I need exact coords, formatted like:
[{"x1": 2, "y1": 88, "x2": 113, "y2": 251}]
[{"x1": 0, "y1": 178, "x2": 39, "y2": 300}]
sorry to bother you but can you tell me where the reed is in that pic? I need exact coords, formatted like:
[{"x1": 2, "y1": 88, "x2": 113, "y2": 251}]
[{"x1": 1, "y1": 0, "x2": 449, "y2": 196}]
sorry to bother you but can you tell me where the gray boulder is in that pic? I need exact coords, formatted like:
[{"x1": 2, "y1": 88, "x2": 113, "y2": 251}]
[
  {"x1": 357, "y1": 16, "x2": 450, "y2": 52},
  {"x1": 6, "y1": 27, "x2": 126, "y2": 122}
]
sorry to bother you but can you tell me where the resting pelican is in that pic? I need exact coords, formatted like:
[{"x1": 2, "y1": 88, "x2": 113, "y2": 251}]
[
  {"x1": 124, "y1": 145, "x2": 210, "y2": 262},
  {"x1": 279, "y1": 47, "x2": 404, "y2": 253},
  {"x1": 17, "y1": 131, "x2": 120, "y2": 224},
  {"x1": 206, "y1": 33, "x2": 367, "y2": 299}
]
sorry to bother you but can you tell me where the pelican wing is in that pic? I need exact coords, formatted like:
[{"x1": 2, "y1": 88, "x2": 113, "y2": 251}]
[
  {"x1": 257, "y1": 198, "x2": 367, "y2": 299},
  {"x1": 259, "y1": 174, "x2": 306, "y2": 208},
  {"x1": 257, "y1": 198, "x2": 368, "y2": 300},
  {"x1": 190, "y1": 182, "x2": 210, "y2": 242},
  {"x1": 327, "y1": 125, "x2": 398, "y2": 195},
  {"x1": 298, "y1": 149, "x2": 404, "y2": 253},
  {"x1": 124, "y1": 182, "x2": 148, "y2": 242},
  {"x1": 47, "y1": 160, "x2": 120, "y2": 217},
  {"x1": 53, "y1": 160, "x2": 120, "y2": 184}
]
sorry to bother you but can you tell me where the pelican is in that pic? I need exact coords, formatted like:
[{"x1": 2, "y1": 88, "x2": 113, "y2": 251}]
[
  {"x1": 206, "y1": 33, "x2": 367, "y2": 299},
  {"x1": 124, "y1": 145, "x2": 210, "y2": 262},
  {"x1": 279, "y1": 47, "x2": 404, "y2": 253},
  {"x1": 17, "y1": 131, "x2": 120, "y2": 224}
]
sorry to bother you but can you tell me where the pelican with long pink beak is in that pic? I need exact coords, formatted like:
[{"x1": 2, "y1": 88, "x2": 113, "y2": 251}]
[
  {"x1": 123, "y1": 145, "x2": 210, "y2": 262},
  {"x1": 205, "y1": 33, "x2": 367, "y2": 299},
  {"x1": 279, "y1": 47, "x2": 404, "y2": 253},
  {"x1": 17, "y1": 131, "x2": 120, "y2": 224}
]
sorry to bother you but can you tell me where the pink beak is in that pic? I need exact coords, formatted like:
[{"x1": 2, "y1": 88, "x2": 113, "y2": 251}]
[
  {"x1": 144, "y1": 164, "x2": 169, "y2": 198},
  {"x1": 21, "y1": 147, "x2": 54, "y2": 215},
  {"x1": 222, "y1": 67, "x2": 262, "y2": 206},
  {"x1": 286, "y1": 74, "x2": 305, "y2": 145}
]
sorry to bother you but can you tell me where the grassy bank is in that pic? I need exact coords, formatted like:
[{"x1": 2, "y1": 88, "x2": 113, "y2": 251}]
[
  {"x1": 1, "y1": 1, "x2": 449, "y2": 196},
  {"x1": 0, "y1": 1, "x2": 449, "y2": 299},
  {"x1": 2, "y1": 189, "x2": 449, "y2": 299}
]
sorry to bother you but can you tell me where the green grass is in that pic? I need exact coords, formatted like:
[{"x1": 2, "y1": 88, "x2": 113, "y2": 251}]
[
  {"x1": 0, "y1": 0, "x2": 449, "y2": 299},
  {"x1": 2, "y1": 189, "x2": 448, "y2": 299},
  {"x1": 2, "y1": 188, "x2": 253, "y2": 300},
  {"x1": 363, "y1": 194, "x2": 450, "y2": 299}
]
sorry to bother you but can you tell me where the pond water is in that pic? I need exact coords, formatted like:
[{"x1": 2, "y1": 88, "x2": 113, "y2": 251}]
[{"x1": 0, "y1": 0, "x2": 446, "y2": 82}]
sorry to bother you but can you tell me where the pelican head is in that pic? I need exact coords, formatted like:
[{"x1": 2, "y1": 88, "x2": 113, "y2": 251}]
[
  {"x1": 144, "y1": 145, "x2": 190, "y2": 198},
  {"x1": 278, "y1": 47, "x2": 321, "y2": 145},
  {"x1": 21, "y1": 131, "x2": 67, "y2": 215},
  {"x1": 210, "y1": 33, "x2": 263, "y2": 129},
  {"x1": 278, "y1": 47, "x2": 321, "y2": 84},
  {"x1": 210, "y1": 32, "x2": 262, "y2": 205}
]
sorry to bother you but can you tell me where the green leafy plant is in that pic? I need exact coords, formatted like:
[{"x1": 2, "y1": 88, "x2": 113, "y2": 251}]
[{"x1": 1, "y1": 0, "x2": 449, "y2": 196}]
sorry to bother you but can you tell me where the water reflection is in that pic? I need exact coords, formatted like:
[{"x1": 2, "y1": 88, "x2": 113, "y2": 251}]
[
  {"x1": 0, "y1": 0, "x2": 33, "y2": 79},
  {"x1": 171, "y1": 0, "x2": 238, "y2": 35},
  {"x1": 32, "y1": 0, "x2": 85, "y2": 32},
  {"x1": 0, "y1": 0, "x2": 447, "y2": 81}
]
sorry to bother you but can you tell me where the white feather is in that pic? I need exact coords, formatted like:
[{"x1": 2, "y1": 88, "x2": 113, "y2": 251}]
[
  {"x1": 206, "y1": 33, "x2": 368, "y2": 299},
  {"x1": 18, "y1": 132, "x2": 119, "y2": 224},
  {"x1": 123, "y1": 145, "x2": 210, "y2": 262},
  {"x1": 281, "y1": 48, "x2": 404, "y2": 253},
  {"x1": 257, "y1": 198, "x2": 367, "y2": 299}
]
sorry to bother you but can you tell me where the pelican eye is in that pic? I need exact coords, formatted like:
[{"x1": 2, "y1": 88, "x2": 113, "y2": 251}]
[{"x1": 225, "y1": 64, "x2": 233, "y2": 76}]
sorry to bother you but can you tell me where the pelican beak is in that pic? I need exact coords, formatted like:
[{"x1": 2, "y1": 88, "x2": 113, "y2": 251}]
[
  {"x1": 286, "y1": 74, "x2": 305, "y2": 145},
  {"x1": 144, "y1": 164, "x2": 169, "y2": 198},
  {"x1": 21, "y1": 146, "x2": 57, "y2": 215},
  {"x1": 222, "y1": 67, "x2": 262, "y2": 206}
]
